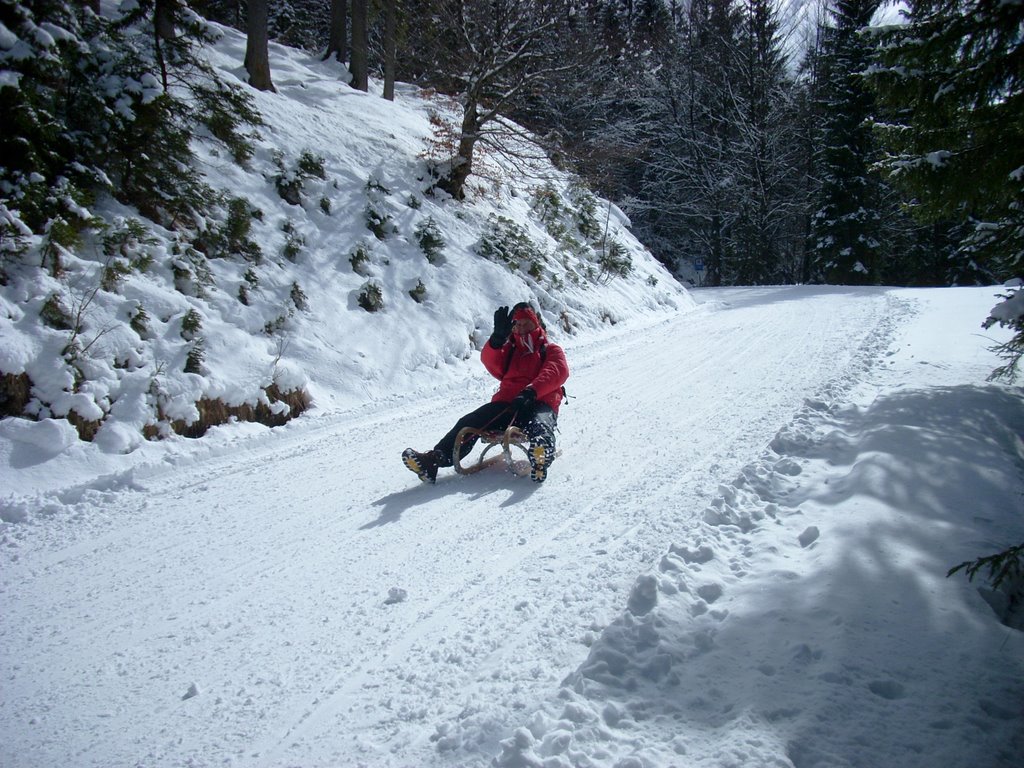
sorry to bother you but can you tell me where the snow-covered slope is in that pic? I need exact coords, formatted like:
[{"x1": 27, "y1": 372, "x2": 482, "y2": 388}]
[{"x1": 0, "y1": 20, "x2": 689, "y2": 467}]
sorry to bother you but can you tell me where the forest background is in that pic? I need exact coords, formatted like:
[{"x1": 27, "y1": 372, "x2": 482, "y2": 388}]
[{"x1": 187, "y1": 0, "x2": 1022, "y2": 292}]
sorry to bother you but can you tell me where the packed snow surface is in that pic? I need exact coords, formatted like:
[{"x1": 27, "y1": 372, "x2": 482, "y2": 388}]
[{"x1": 2, "y1": 284, "x2": 1022, "y2": 768}]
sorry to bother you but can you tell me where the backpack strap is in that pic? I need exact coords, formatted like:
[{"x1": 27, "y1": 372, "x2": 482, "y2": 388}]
[{"x1": 502, "y1": 341, "x2": 568, "y2": 403}]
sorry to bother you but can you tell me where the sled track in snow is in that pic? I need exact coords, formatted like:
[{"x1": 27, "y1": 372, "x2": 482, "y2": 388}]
[
  {"x1": 0, "y1": 288, "x2": 907, "y2": 768},
  {"x1": 254, "y1": 288, "x2": 904, "y2": 765}
]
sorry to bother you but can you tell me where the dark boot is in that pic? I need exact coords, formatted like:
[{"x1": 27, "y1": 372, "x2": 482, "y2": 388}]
[
  {"x1": 402, "y1": 448, "x2": 441, "y2": 483},
  {"x1": 528, "y1": 433, "x2": 555, "y2": 483}
]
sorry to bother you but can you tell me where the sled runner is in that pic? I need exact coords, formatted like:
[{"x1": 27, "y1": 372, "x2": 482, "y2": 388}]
[{"x1": 453, "y1": 425, "x2": 539, "y2": 477}]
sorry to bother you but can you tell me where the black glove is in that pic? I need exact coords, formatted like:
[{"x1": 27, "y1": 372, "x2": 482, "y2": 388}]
[
  {"x1": 489, "y1": 305, "x2": 512, "y2": 348},
  {"x1": 511, "y1": 387, "x2": 536, "y2": 411}
]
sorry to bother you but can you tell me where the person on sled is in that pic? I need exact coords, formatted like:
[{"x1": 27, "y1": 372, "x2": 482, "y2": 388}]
[{"x1": 403, "y1": 301, "x2": 570, "y2": 484}]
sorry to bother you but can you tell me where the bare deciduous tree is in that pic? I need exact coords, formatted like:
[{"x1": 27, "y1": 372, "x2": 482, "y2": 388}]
[{"x1": 427, "y1": 0, "x2": 570, "y2": 200}]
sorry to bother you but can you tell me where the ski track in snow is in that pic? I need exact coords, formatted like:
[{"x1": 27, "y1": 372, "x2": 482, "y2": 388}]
[{"x1": 1, "y1": 288, "x2": 924, "y2": 767}]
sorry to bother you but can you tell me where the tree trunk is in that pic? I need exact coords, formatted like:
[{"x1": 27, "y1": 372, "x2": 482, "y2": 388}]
[
  {"x1": 436, "y1": 101, "x2": 480, "y2": 200},
  {"x1": 383, "y1": 0, "x2": 396, "y2": 100},
  {"x1": 153, "y1": 0, "x2": 177, "y2": 90},
  {"x1": 350, "y1": 0, "x2": 368, "y2": 91},
  {"x1": 323, "y1": 0, "x2": 348, "y2": 65},
  {"x1": 154, "y1": 0, "x2": 176, "y2": 41},
  {"x1": 245, "y1": 0, "x2": 276, "y2": 92}
]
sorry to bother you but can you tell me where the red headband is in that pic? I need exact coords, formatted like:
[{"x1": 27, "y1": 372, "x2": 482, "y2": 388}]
[{"x1": 512, "y1": 307, "x2": 539, "y2": 325}]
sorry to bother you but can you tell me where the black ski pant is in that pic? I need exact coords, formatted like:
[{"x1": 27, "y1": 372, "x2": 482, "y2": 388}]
[{"x1": 433, "y1": 400, "x2": 557, "y2": 467}]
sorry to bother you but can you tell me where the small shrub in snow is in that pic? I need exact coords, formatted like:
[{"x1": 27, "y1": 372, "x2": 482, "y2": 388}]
[
  {"x1": 201, "y1": 86, "x2": 261, "y2": 167},
  {"x1": 366, "y1": 204, "x2": 393, "y2": 240},
  {"x1": 170, "y1": 242, "x2": 214, "y2": 297},
  {"x1": 180, "y1": 309, "x2": 203, "y2": 341},
  {"x1": 531, "y1": 184, "x2": 568, "y2": 239},
  {"x1": 264, "y1": 315, "x2": 288, "y2": 335},
  {"x1": 297, "y1": 150, "x2": 326, "y2": 180},
  {"x1": 364, "y1": 179, "x2": 394, "y2": 239},
  {"x1": 949, "y1": 542, "x2": 1024, "y2": 591},
  {"x1": 290, "y1": 282, "x2": 308, "y2": 311},
  {"x1": 101, "y1": 259, "x2": 132, "y2": 292},
  {"x1": 40, "y1": 295, "x2": 73, "y2": 331},
  {"x1": 273, "y1": 149, "x2": 326, "y2": 206},
  {"x1": 239, "y1": 267, "x2": 259, "y2": 304},
  {"x1": 184, "y1": 337, "x2": 206, "y2": 374},
  {"x1": 948, "y1": 541, "x2": 1024, "y2": 628},
  {"x1": 358, "y1": 281, "x2": 384, "y2": 312},
  {"x1": 195, "y1": 198, "x2": 262, "y2": 263},
  {"x1": 366, "y1": 178, "x2": 391, "y2": 196},
  {"x1": 415, "y1": 217, "x2": 445, "y2": 263},
  {"x1": 0, "y1": 207, "x2": 31, "y2": 282},
  {"x1": 350, "y1": 245, "x2": 372, "y2": 276},
  {"x1": 102, "y1": 217, "x2": 157, "y2": 264},
  {"x1": 409, "y1": 279, "x2": 427, "y2": 303},
  {"x1": 224, "y1": 198, "x2": 255, "y2": 249},
  {"x1": 984, "y1": 287, "x2": 1023, "y2": 382},
  {"x1": 282, "y1": 221, "x2": 304, "y2": 262},
  {"x1": 569, "y1": 182, "x2": 602, "y2": 242},
  {"x1": 130, "y1": 305, "x2": 151, "y2": 338},
  {"x1": 41, "y1": 214, "x2": 88, "y2": 277},
  {"x1": 597, "y1": 239, "x2": 632, "y2": 281},
  {"x1": 180, "y1": 312, "x2": 207, "y2": 374},
  {"x1": 477, "y1": 215, "x2": 543, "y2": 272},
  {"x1": 276, "y1": 173, "x2": 303, "y2": 206}
]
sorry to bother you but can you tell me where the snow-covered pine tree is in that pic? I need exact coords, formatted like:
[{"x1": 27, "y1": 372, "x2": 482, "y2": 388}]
[
  {"x1": 576, "y1": 0, "x2": 689, "y2": 267},
  {"x1": 727, "y1": 0, "x2": 802, "y2": 285},
  {"x1": 0, "y1": 0, "x2": 261, "y2": 251},
  {"x1": 808, "y1": 0, "x2": 883, "y2": 285},
  {"x1": 626, "y1": 0, "x2": 744, "y2": 286},
  {"x1": 870, "y1": 0, "x2": 1023, "y2": 375}
]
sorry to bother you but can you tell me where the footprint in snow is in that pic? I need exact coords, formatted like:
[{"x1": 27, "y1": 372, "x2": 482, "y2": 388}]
[
  {"x1": 868, "y1": 679, "x2": 906, "y2": 700},
  {"x1": 670, "y1": 543, "x2": 715, "y2": 564},
  {"x1": 696, "y1": 583, "x2": 724, "y2": 603},
  {"x1": 773, "y1": 457, "x2": 802, "y2": 476},
  {"x1": 384, "y1": 587, "x2": 407, "y2": 605},
  {"x1": 798, "y1": 526, "x2": 820, "y2": 548}
]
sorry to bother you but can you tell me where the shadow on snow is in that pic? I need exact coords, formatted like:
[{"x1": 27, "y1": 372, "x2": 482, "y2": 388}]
[{"x1": 522, "y1": 384, "x2": 1024, "y2": 768}]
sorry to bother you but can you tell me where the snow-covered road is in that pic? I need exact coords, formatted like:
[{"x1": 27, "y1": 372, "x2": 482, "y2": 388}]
[{"x1": 4, "y1": 286, "x2": 1022, "y2": 768}]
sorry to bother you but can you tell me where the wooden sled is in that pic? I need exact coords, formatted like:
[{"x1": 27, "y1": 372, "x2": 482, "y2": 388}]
[{"x1": 453, "y1": 425, "x2": 534, "y2": 477}]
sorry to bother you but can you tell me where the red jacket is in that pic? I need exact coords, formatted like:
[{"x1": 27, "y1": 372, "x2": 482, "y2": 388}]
[{"x1": 481, "y1": 331, "x2": 569, "y2": 413}]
